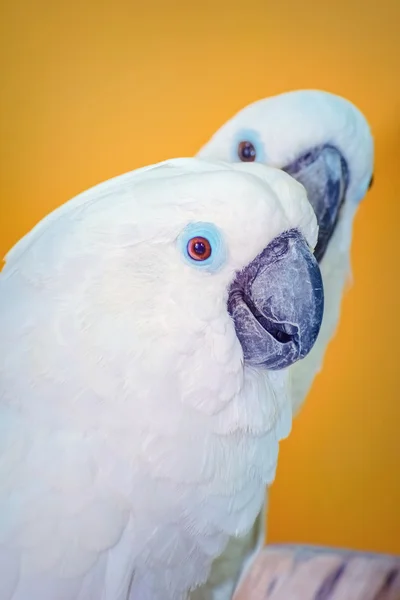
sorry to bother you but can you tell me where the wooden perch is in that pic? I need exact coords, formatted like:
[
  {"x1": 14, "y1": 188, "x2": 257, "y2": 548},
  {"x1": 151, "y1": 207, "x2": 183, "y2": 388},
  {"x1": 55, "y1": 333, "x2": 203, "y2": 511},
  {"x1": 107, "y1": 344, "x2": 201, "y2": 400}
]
[{"x1": 233, "y1": 544, "x2": 400, "y2": 600}]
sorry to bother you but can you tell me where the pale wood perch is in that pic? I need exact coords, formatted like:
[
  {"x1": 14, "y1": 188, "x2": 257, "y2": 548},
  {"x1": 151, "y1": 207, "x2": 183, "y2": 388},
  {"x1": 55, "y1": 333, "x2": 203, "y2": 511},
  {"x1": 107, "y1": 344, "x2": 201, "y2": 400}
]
[{"x1": 233, "y1": 544, "x2": 400, "y2": 600}]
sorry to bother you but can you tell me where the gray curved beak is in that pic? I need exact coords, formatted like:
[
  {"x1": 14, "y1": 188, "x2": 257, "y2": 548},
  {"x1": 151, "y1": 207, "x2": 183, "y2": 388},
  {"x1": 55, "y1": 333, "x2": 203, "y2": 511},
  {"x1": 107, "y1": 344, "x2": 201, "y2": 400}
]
[
  {"x1": 283, "y1": 145, "x2": 349, "y2": 262},
  {"x1": 228, "y1": 229, "x2": 324, "y2": 370}
]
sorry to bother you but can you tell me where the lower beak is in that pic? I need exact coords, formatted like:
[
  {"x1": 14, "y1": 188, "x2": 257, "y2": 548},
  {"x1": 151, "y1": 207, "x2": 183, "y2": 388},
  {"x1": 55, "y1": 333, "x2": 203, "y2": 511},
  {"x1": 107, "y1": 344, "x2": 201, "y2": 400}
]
[{"x1": 228, "y1": 229, "x2": 324, "y2": 370}]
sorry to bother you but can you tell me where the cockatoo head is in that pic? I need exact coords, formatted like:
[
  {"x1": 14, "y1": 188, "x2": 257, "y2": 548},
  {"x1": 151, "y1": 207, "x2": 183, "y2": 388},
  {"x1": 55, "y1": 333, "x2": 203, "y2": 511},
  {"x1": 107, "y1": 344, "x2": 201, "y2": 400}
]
[
  {"x1": 197, "y1": 90, "x2": 374, "y2": 263},
  {"x1": 3, "y1": 158, "x2": 323, "y2": 379}
]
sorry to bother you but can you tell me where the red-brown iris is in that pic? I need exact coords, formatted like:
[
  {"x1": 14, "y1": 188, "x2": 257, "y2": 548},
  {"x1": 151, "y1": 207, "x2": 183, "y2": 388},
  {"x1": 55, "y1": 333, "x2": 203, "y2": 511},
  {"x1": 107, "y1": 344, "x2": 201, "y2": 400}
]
[
  {"x1": 187, "y1": 237, "x2": 212, "y2": 261},
  {"x1": 238, "y1": 140, "x2": 256, "y2": 162}
]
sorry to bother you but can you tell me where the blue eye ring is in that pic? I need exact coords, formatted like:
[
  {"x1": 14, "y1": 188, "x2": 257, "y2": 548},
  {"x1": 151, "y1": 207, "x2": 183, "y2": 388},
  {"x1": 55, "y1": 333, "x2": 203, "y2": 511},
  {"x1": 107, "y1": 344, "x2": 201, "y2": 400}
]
[
  {"x1": 177, "y1": 222, "x2": 227, "y2": 272},
  {"x1": 232, "y1": 128, "x2": 266, "y2": 164}
]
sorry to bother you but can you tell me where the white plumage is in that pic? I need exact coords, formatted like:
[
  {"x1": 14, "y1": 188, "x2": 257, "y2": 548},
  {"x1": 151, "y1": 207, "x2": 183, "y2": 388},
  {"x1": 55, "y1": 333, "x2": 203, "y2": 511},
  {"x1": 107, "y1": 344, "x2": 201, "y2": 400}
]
[
  {"x1": 196, "y1": 90, "x2": 374, "y2": 599},
  {"x1": 0, "y1": 158, "x2": 318, "y2": 600}
]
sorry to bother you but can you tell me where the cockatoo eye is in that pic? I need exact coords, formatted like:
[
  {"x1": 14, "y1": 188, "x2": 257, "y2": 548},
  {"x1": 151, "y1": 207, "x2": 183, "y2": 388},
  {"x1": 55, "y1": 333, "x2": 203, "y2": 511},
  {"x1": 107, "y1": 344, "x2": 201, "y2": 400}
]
[
  {"x1": 238, "y1": 141, "x2": 256, "y2": 162},
  {"x1": 187, "y1": 237, "x2": 212, "y2": 261},
  {"x1": 177, "y1": 222, "x2": 227, "y2": 272},
  {"x1": 368, "y1": 174, "x2": 374, "y2": 190},
  {"x1": 233, "y1": 129, "x2": 265, "y2": 163}
]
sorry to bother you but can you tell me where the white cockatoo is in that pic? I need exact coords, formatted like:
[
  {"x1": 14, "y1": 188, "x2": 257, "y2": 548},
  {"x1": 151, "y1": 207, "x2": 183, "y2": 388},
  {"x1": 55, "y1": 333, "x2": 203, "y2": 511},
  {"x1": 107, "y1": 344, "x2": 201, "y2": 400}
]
[
  {"x1": 195, "y1": 90, "x2": 374, "y2": 600},
  {"x1": 0, "y1": 158, "x2": 323, "y2": 600}
]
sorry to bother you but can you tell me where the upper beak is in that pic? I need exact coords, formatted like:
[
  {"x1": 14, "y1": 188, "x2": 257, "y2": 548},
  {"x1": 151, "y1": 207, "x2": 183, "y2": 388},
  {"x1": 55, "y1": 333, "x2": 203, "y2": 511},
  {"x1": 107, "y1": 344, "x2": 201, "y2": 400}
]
[
  {"x1": 283, "y1": 144, "x2": 349, "y2": 262},
  {"x1": 228, "y1": 229, "x2": 324, "y2": 370}
]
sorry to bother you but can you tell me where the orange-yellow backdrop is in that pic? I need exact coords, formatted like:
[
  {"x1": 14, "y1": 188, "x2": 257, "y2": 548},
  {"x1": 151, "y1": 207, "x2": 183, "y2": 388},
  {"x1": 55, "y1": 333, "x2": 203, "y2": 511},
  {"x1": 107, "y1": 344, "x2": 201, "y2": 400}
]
[{"x1": 1, "y1": 0, "x2": 399, "y2": 555}]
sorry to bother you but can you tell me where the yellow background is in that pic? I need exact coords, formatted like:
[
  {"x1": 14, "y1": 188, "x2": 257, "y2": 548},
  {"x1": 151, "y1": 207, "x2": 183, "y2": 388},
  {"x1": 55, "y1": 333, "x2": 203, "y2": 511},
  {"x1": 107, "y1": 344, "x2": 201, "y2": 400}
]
[{"x1": 1, "y1": 0, "x2": 399, "y2": 554}]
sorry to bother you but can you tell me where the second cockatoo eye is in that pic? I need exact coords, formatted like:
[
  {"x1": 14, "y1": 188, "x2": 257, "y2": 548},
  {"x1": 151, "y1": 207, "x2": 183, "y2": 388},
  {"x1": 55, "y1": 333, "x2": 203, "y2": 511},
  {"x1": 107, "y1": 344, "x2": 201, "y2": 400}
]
[
  {"x1": 232, "y1": 129, "x2": 266, "y2": 163},
  {"x1": 368, "y1": 174, "x2": 374, "y2": 190},
  {"x1": 177, "y1": 222, "x2": 227, "y2": 272},
  {"x1": 238, "y1": 140, "x2": 256, "y2": 162}
]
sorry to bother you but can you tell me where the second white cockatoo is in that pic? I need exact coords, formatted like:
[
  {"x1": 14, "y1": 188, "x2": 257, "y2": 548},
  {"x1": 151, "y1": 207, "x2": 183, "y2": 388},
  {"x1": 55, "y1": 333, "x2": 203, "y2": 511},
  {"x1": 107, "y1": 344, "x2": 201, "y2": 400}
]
[{"x1": 194, "y1": 90, "x2": 374, "y2": 600}]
